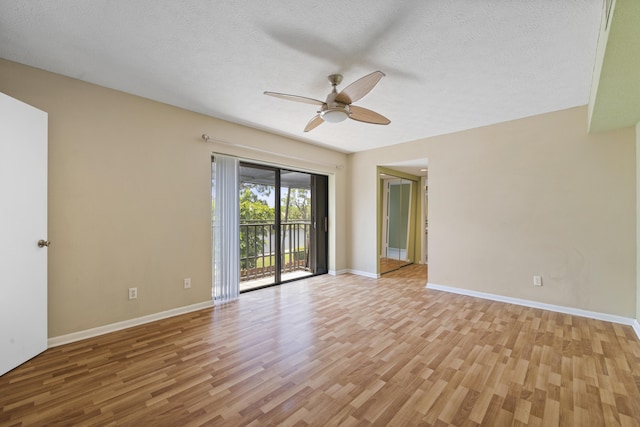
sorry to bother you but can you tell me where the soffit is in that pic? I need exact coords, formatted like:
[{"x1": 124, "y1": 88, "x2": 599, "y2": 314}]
[{"x1": 589, "y1": 0, "x2": 640, "y2": 132}]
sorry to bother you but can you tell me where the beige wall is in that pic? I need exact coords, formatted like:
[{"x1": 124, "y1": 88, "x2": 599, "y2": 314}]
[
  {"x1": 0, "y1": 59, "x2": 347, "y2": 337},
  {"x1": 637, "y1": 121, "x2": 640, "y2": 323},
  {"x1": 1, "y1": 57, "x2": 635, "y2": 334},
  {"x1": 349, "y1": 107, "x2": 636, "y2": 317}
]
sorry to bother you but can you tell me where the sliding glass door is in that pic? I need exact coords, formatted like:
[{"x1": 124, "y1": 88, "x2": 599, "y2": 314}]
[
  {"x1": 238, "y1": 164, "x2": 277, "y2": 289},
  {"x1": 237, "y1": 162, "x2": 327, "y2": 291}
]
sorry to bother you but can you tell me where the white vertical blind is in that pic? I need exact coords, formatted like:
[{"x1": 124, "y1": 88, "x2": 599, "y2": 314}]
[{"x1": 212, "y1": 154, "x2": 240, "y2": 303}]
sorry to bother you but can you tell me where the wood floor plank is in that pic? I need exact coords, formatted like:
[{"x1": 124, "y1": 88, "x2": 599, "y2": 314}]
[{"x1": 1, "y1": 264, "x2": 640, "y2": 426}]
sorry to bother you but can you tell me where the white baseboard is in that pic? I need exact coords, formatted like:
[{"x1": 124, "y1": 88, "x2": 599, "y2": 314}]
[
  {"x1": 426, "y1": 283, "x2": 638, "y2": 334},
  {"x1": 329, "y1": 269, "x2": 349, "y2": 276},
  {"x1": 47, "y1": 287, "x2": 640, "y2": 348},
  {"x1": 48, "y1": 300, "x2": 214, "y2": 348},
  {"x1": 633, "y1": 320, "x2": 640, "y2": 341},
  {"x1": 348, "y1": 269, "x2": 379, "y2": 279}
]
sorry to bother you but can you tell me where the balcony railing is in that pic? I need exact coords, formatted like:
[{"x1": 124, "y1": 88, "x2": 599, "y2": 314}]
[{"x1": 240, "y1": 220, "x2": 310, "y2": 282}]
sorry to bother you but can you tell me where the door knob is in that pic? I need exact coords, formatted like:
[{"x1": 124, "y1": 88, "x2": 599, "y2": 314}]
[{"x1": 37, "y1": 239, "x2": 51, "y2": 248}]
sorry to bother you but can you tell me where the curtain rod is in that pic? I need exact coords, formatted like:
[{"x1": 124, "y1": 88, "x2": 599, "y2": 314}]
[{"x1": 201, "y1": 134, "x2": 344, "y2": 170}]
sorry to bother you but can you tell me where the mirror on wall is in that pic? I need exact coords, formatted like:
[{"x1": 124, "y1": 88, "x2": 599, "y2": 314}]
[{"x1": 379, "y1": 172, "x2": 414, "y2": 274}]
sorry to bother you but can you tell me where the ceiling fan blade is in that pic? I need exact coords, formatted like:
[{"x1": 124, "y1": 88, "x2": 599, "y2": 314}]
[
  {"x1": 349, "y1": 105, "x2": 391, "y2": 125},
  {"x1": 335, "y1": 71, "x2": 385, "y2": 104},
  {"x1": 264, "y1": 91, "x2": 325, "y2": 106},
  {"x1": 304, "y1": 115, "x2": 324, "y2": 132}
]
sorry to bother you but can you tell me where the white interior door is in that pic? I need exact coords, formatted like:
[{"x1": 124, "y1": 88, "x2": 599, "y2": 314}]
[{"x1": 0, "y1": 92, "x2": 48, "y2": 376}]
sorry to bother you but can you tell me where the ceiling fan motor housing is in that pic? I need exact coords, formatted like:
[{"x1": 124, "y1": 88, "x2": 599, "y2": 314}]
[{"x1": 321, "y1": 88, "x2": 350, "y2": 122}]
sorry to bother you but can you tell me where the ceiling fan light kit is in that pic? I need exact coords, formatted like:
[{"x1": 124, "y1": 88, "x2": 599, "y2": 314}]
[
  {"x1": 264, "y1": 71, "x2": 390, "y2": 132},
  {"x1": 320, "y1": 107, "x2": 350, "y2": 123}
]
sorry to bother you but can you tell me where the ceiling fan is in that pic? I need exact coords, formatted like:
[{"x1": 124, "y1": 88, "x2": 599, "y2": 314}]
[{"x1": 264, "y1": 71, "x2": 391, "y2": 132}]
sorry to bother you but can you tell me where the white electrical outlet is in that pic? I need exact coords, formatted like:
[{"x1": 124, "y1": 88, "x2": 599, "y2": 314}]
[
  {"x1": 184, "y1": 278, "x2": 191, "y2": 289},
  {"x1": 533, "y1": 276, "x2": 542, "y2": 287},
  {"x1": 128, "y1": 287, "x2": 138, "y2": 299}
]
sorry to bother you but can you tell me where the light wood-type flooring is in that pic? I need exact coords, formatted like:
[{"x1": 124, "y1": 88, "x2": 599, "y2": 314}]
[
  {"x1": 379, "y1": 257, "x2": 412, "y2": 274},
  {"x1": 2, "y1": 265, "x2": 640, "y2": 426}
]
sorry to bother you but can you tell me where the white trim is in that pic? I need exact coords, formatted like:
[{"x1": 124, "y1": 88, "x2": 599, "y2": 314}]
[
  {"x1": 633, "y1": 320, "x2": 640, "y2": 341},
  {"x1": 48, "y1": 301, "x2": 214, "y2": 348},
  {"x1": 348, "y1": 269, "x2": 380, "y2": 279},
  {"x1": 329, "y1": 269, "x2": 349, "y2": 276},
  {"x1": 426, "y1": 283, "x2": 636, "y2": 327}
]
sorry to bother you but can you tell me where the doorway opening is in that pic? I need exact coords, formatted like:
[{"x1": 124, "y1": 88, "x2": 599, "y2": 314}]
[
  {"x1": 377, "y1": 163, "x2": 428, "y2": 275},
  {"x1": 237, "y1": 162, "x2": 328, "y2": 291}
]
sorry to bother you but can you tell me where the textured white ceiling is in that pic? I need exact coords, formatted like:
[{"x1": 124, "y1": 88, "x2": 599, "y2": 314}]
[{"x1": 0, "y1": 1, "x2": 602, "y2": 153}]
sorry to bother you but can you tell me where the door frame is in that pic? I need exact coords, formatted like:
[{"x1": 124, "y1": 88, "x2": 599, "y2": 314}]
[
  {"x1": 234, "y1": 160, "x2": 328, "y2": 291},
  {"x1": 381, "y1": 177, "x2": 413, "y2": 261}
]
